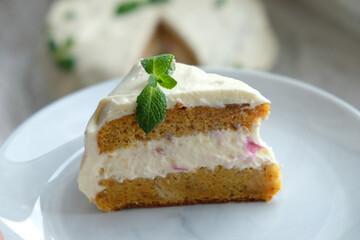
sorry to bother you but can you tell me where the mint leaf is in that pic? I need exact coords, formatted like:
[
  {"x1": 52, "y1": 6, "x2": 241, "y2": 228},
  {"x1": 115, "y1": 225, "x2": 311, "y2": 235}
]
[
  {"x1": 116, "y1": 2, "x2": 142, "y2": 15},
  {"x1": 141, "y1": 57, "x2": 154, "y2": 74},
  {"x1": 115, "y1": 0, "x2": 169, "y2": 16},
  {"x1": 157, "y1": 74, "x2": 177, "y2": 89},
  {"x1": 148, "y1": 74, "x2": 157, "y2": 87},
  {"x1": 141, "y1": 54, "x2": 175, "y2": 76},
  {"x1": 48, "y1": 37, "x2": 76, "y2": 71},
  {"x1": 64, "y1": 38, "x2": 74, "y2": 48},
  {"x1": 233, "y1": 63, "x2": 243, "y2": 69},
  {"x1": 148, "y1": 0, "x2": 170, "y2": 4},
  {"x1": 64, "y1": 10, "x2": 76, "y2": 20},
  {"x1": 154, "y1": 54, "x2": 175, "y2": 75},
  {"x1": 215, "y1": 0, "x2": 227, "y2": 8},
  {"x1": 58, "y1": 57, "x2": 75, "y2": 71},
  {"x1": 136, "y1": 85, "x2": 167, "y2": 134},
  {"x1": 48, "y1": 39, "x2": 57, "y2": 53}
]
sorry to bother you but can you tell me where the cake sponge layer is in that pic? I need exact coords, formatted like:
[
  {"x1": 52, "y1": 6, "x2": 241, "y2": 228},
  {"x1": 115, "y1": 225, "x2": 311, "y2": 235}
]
[
  {"x1": 97, "y1": 103, "x2": 270, "y2": 153},
  {"x1": 95, "y1": 163, "x2": 281, "y2": 211}
]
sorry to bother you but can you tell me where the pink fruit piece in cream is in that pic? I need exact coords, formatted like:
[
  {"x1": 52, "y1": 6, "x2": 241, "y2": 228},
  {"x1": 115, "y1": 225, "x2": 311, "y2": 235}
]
[
  {"x1": 212, "y1": 131, "x2": 224, "y2": 145},
  {"x1": 172, "y1": 164, "x2": 189, "y2": 171},
  {"x1": 246, "y1": 137, "x2": 263, "y2": 156}
]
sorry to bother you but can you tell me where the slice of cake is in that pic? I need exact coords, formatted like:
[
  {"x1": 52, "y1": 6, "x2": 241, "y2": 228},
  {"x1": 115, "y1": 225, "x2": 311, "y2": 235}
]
[{"x1": 78, "y1": 55, "x2": 281, "y2": 211}]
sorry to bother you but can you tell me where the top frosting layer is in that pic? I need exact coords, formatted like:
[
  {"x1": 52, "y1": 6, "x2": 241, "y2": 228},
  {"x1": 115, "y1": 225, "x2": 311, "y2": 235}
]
[{"x1": 92, "y1": 62, "x2": 269, "y2": 128}]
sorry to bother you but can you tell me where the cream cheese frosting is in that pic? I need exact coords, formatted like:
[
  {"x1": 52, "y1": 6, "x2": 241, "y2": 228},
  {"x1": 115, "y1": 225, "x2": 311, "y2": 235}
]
[
  {"x1": 94, "y1": 62, "x2": 270, "y2": 127},
  {"x1": 46, "y1": 0, "x2": 278, "y2": 86},
  {"x1": 78, "y1": 61, "x2": 275, "y2": 200}
]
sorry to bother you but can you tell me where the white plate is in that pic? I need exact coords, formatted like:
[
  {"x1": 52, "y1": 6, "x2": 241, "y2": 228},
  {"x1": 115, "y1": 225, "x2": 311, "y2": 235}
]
[{"x1": 1, "y1": 69, "x2": 360, "y2": 240}]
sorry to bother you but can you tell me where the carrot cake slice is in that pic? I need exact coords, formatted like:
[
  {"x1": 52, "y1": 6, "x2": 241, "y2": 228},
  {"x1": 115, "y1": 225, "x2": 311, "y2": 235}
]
[{"x1": 78, "y1": 54, "x2": 282, "y2": 211}]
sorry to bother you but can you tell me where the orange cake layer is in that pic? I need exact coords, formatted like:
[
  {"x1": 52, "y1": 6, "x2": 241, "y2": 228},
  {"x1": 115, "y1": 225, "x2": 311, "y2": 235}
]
[
  {"x1": 95, "y1": 163, "x2": 282, "y2": 211},
  {"x1": 98, "y1": 103, "x2": 270, "y2": 153}
]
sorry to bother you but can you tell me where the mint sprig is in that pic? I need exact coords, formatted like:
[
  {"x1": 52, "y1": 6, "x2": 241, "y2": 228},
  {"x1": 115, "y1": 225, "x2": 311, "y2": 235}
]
[
  {"x1": 115, "y1": 0, "x2": 170, "y2": 15},
  {"x1": 115, "y1": 2, "x2": 142, "y2": 14},
  {"x1": 215, "y1": 0, "x2": 227, "y2": 9},
  {"x1": 157, "y1": 74, "x2": 177, "y2": 89},
  {"x1": 48, "y1": 37, "x2": 76, "y2": 71},
  {"x1": 136, "y1": 54, "x2": 177, "y2": 134}
]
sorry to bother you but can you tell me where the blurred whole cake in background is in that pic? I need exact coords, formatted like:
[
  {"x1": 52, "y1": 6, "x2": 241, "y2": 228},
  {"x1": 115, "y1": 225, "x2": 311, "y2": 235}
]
[{"x1": 43, "y1": 0, "x2": 278, "y2": 98}]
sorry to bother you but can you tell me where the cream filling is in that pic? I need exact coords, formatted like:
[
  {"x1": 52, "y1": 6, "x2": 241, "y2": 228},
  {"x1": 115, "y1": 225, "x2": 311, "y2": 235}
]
[{"x1": 78, "y1": 127, "x2": 276, "y2": 200}]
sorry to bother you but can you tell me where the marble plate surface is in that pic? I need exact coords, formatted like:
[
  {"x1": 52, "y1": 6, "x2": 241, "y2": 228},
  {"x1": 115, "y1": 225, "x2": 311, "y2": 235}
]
[{"x1": 0, "y1": 69, "x2": 359, "y2": 239}]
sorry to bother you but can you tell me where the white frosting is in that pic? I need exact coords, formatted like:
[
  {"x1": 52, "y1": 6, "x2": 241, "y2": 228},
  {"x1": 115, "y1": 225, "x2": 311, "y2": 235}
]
[
  {"x1": 79, "y1": 128, "x2": 276, "y2": 200},
  {"x1": 78, "y1": 62, "x2": 275, "y2": 200},
  {"x1": 47, "y1": 0, "x2": 278, "y2": 85},
  {"x1": 94, "y1": 62, "x2": 269, "y2": 126}
]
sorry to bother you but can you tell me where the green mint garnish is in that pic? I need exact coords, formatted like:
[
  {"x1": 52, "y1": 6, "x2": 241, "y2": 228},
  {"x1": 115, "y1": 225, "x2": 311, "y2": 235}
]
[
  {"x1": 115, "y1": 0, "x2": 169, "y2": 15},
  {"x1": 64, "y1": 10, "x2": 76, "y2": 20},
  {"x1": 148, "y1": 74, "x2": 158, "y2": 87},
  {"x1": 141, "y1": 53, "x2": 175, "y2": 76},
  {"x1": 215, "y1": 0, "x2": 227, "y2": 8},
  {"x1": 233, "y1": 63, "x2": 243, "y2": 69},
  {"x1": 136, "y1": 85, "x2": 167, "y2": 134},
  {"x1": 148, "y1": 0, "x2": 170, "y2": 4},
  {"x1": 116, "y1": 2, "x2": 143, "y2": 14},
  {"x1": 58, "y1": 57, "x2": 75, "y2": 70},
  {"x1": 48, "y1": 39, "x2": 57, "y2": 52},
  {"x1": 64, "y1": 38, "x2": 74, "y2": 48},
  {"x1": 136, "y1": 54, "x2": 177, "y2": 134},
  {"x1": 157, "y1": 74, "x2": 177, "y2": 89},
  {"x1": 48, "y1": 37, "x2": 76, "y2": 71}
]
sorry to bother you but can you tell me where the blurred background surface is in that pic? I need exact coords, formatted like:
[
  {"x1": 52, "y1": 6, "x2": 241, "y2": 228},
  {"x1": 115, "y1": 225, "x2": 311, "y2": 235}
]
[{"x1": 1, "y1": 0, "x2": 360, "y2": 144}]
